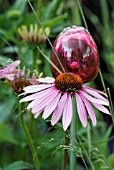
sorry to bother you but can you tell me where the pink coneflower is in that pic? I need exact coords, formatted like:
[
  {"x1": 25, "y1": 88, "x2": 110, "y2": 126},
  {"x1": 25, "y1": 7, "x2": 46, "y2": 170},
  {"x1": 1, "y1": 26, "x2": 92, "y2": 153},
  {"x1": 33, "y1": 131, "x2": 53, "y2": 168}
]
[
  {"x1": 18, "y1": 24, "x2": 50, "y2": 44},
  {"x1": 8, "y1": 72, "x2": 39, "y2": 94},
  {"x1": 20, "y1": 73, "x2": 110, "y2": 131},
  {"x1": 0, "y1": 60, "x2": 39, "y2": 94},
  {"x1": 0, "y1": 60, "x2": 23, "y2": 81}
]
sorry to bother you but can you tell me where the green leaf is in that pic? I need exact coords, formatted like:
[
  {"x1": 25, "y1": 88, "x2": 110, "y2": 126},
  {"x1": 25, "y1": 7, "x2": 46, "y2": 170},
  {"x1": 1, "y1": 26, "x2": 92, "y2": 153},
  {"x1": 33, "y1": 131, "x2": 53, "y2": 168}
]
[
  {"x1": 4, "y1": 161, "x2": 33, "y2": 170},
  {"x1": 11, "y1": 0, "x2": 27, "y2": 15},
  {"x1": 6, "y1": 10, "x2": 21, "y2": 18},
  {"x1": 43, "y1": 0, "x2": 62, "y2": 19},
  {"x1": 0, "y1": 93, "x2": 17, "y2": 123},
  {"x1": 101, "y1": 125, "x2": 112, "y2": 154},
  {"x1": 4, "y1": 0, "x2": 27, "y2": 20},
  {"x1": 0, "y1": 123, "x2": 17, "y2": 144},
  {"x1": 108, "y1": 154, "x2": 114, "y2": 166},
  {"x1": 0, "y1": 55, "x2": 12, "y2": 65},
  {"x1": 43, "y1": 13, "x2": 68, "y2": 28},
  {"x1": 2, "y1": 46, "x2": 18, "y2": 54}
]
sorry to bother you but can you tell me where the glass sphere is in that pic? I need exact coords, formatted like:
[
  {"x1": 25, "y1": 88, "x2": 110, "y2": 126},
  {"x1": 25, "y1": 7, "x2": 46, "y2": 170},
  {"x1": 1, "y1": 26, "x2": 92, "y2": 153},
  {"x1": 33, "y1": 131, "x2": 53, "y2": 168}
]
[{"x1": 50, "y1": 26, "x2": 99, "y2": 83}]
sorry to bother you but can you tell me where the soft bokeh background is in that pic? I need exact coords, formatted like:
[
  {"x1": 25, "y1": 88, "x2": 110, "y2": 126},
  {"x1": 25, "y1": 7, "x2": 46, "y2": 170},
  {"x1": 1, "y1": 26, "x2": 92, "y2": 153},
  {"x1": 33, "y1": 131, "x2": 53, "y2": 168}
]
[{"x1": 0, "y1": 0, "x2": 114, "y2": 169}]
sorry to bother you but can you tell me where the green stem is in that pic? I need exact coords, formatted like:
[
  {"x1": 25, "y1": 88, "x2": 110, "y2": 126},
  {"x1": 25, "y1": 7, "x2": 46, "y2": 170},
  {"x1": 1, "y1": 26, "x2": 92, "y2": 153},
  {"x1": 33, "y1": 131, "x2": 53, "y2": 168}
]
[
  {"x1": 107, "y1": 88, "x2": 114, "y2": 126},
  {"x1": 76, "y1": 0, "x2": 88, "y2": 31},
  {"x1": 33, "y1": 49, "x2": 37, "y2": 71},
  {"x1": 19, "y1": 103, "x2": 40, "y2": 170},
  {"x1": 99, "y1": 69, "x2": 107, "y2": 94},
  {"x1": 28, "y1": 0, "x2": 66, "y2": 73},
  {"x1": 87, "y1": 124, "x2": 91, "y2": 153},
  {"x1": 62, "y1": 130, "x2": 69, "y2": 170},
  {"x1": 37, "y1": 0, "x2": 42, "y2": 18},
  {"x1": 70, "y1": 96, "x2": 76, "y2": 170},
  {"x1": 78, "y1": 137, "x2": 95, "y2": 170},
  {"x1": 89, "y1": 121, "x2": 113, "y2": 170},
  {"x1": 99, "y1": 70, "x2": 114, "y2": 125}
]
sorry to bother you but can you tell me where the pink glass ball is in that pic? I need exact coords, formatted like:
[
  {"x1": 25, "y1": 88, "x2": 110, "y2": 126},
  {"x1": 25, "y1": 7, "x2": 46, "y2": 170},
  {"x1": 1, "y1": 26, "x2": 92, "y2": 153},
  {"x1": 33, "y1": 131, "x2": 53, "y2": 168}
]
[{"x1": 50, "y1": 26, "x2": 99, "y2": 83}]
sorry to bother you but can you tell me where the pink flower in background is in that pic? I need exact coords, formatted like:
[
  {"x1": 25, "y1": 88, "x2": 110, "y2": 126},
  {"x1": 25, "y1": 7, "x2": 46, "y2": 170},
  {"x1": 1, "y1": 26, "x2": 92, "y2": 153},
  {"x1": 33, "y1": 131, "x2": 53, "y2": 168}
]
[
  {"x1": 20, "y1": 73, "x2": 110, "y2": 131},
  {"x1": 0, "y1": 60, "x2": 23, "y2": 80},
  {"x1": 8, "y1": 72, "x2": 39, "y2": 94},
  {"x1": 0, "y1": 60, "x2": 39, "y2": 94}
]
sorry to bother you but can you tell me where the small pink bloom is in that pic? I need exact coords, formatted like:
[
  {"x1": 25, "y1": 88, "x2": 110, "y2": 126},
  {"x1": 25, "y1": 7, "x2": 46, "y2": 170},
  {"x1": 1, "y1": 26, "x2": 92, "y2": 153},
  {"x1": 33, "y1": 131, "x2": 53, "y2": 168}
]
[
  {"x1": 20, "y1": 73, "x2": 110, "y2": 131},
  {"x1": 0, "y1": 60, "x2": 39, "y2": 94},
  {"x1": 0, "y1": 60, "x2": 23, "y2": 80}
]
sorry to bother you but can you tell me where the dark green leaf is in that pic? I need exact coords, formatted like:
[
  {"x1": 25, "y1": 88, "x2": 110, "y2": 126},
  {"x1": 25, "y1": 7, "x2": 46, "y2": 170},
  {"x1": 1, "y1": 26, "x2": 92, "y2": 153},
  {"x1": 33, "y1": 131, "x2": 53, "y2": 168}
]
[
  {"x1": 4, "y1": 161, "x2": 33, "y2": 170},
  {"x1": 43, "y1": 13, "x2": 67, "y2": 28},
  {"x1": 0, "y1": 123, "x2": 17, "y2": 144}
]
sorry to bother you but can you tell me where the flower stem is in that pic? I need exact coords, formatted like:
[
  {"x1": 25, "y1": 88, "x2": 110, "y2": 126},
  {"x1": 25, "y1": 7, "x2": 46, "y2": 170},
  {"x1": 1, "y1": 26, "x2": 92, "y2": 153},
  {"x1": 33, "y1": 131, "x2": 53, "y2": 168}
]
[
  {"x1": 87, "y1": 124, "x2": 91, "y2": 153},
  {"x1": 33, "y1": 49, "x2": 37, "y2": 71},
  {"x1": 76, "y1": 0, "x2": 89, "y2": 31},
  {"x1": 89, "y1": 121, "x2": 113, "y2": 170},
  {"x1": 107, "y1": 88, "x2": 114, "y2": 125},
  {"x1": 19, "y1": 103, "x2": 40, "y2": 170},
  {"x1": 78, "y1": 137, "x2": 95, "y2": 170},
  {"x1": 37, "y1": 0, "x2": 42, "y2": 18},
  {"x1": 28, "y1": 0, "x2": 66, "y2": 73},
  {"x1": 62, "y1": 130, "x2": 69, "y2": 170},
  {"x1": 99, "y1": 69, "x2": 107, "y2": 94},
  {"x1": 70, "y1": 96, "x2": 77, "y2": 170}
]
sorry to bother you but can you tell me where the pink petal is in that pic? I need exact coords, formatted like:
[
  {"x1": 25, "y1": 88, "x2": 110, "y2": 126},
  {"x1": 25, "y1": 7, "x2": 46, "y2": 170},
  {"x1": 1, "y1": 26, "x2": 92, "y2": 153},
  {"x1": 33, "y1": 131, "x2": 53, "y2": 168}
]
[
  {"x1": 27, "y1": 87, "x2": 59, "y2": 109},
  {"x1": 51, "y1": 93, "x2": 67, "y2": 126},
  {"x1": 82, "y1": 85, "x2": 107, "y2": 97},
  {"x1": 5, "y1": 60, "x2": 20, "y2": 72},
  {"x1": 31, "y1": 88, "x2": 60, "y2": 113},
  {"x1": 20, "y1": 87, "x2": 55, "y2": 103},
  {"x1": 80, "y1": 93, "x2": 97, "y2": 126},
  {"x1": 62, "y1": 94, "x2": 73, "y2": 131},
  {"x1": 20, "y1": 93, "x2": 39, "y2": 103},
  {"x1": 23, "y1": 84, "x2": 54, "y2": 93},
  {"x1": 75, "y1": 92, "x2": 88, "y2": 127},
  {"x1": 82, "y1": 86, "x2": 108, "y2": 102},
  {"x1": 92, "y1": 103, "x2": 110, "y2": 115},
  {"x1": 79, "y1": 90, "x2": 109, "y2": 106},
  {"x1": 42, "y1": 92, "x2": 62, "y2": 119},
  {"x1": 4, "y1": 74, "x2": 16, "y2": 80},
  {"x1": 0, "y1": 61, "x2": 20, "y2": 77},
  {"x1": 38, "y1": 77, "x2": 55, "y2": 83},
  {"x1": 34, "y1": 108, "x2": 44, "y2": 118}
]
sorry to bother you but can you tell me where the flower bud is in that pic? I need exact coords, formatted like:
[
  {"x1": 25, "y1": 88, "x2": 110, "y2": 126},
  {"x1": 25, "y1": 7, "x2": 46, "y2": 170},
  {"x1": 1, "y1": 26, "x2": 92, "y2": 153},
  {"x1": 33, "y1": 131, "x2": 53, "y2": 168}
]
[{"x1": 51, "y1": 25, "x2": 99, "y2": 83}]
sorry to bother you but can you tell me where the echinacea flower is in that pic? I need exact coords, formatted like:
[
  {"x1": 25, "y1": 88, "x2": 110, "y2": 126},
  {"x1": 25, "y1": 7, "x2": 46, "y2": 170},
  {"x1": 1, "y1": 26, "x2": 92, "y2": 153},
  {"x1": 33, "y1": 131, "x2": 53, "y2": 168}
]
[
  {"x1": 18, "y1": 24, "x2": 50, "y2": 44},
  {"x1": 8, "y1": 71, "x2": 39, "y2": 94},
  {"x1": 0, "y1": 60, "x2": 23, "y2": 81},
  {"x1": 0, "y1": 60, "x2": 40, "y2": 94},
  {"x1": 20, "y1": 73, "x2": 110, "y2": 131}
]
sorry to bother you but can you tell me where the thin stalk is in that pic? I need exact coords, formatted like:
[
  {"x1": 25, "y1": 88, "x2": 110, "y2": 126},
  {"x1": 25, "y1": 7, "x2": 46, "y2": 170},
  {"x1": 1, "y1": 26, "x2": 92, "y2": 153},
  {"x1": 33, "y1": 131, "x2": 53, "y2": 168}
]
[
  {"x1": 89, "y1": 122, "x2": 113, "y2": 170},
  {"x1": 99, "y1": 69, "x2": 107, "y2": 94},
  {"x1": 78, "y1": 137, "x2": 95, "y2": 170},
  {"x1": 62, "y1": 130, "x2": 70, "y2": 170},
  {"x1": 76, "y1": 0, "x2": 88, "y2": 31},
  {"x1": 33, "y1": 51, "x2": 37, "y2": 71},
  {"x1": 70, "y1": 96, "x2": 76, "y2": 170},
  {"x1": 37, "y1": 46, "x2": 62, "y2": 74},
  {"x1": 27, "y1": 0, "x2": 66, "y2": 73},
  {"x1": 0, "y1": 34, "x2": 19, "y2": 56},
  {"x1": 107, "y1": 88, "x2": 114, "y2": 125},
  {"x1": 99, "y1": 70, "x2": 114, "y2": 125},
  {"x1": 19, "y1": 103, "x2": 40, "y2": 170},
  {"x1": 37, "y1": 0, "x2": 42, "y2": 18},
  {"x1": 87, "y1": 124, "x2": 91, "y2": 153}
]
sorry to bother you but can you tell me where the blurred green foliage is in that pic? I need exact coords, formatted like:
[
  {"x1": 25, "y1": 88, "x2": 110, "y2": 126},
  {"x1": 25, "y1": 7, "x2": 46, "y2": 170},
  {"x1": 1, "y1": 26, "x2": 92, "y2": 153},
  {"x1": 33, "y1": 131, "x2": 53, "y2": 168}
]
[{"x1": 0, "y1": 0, "x2": 114, "y2": 170}]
